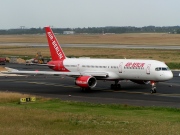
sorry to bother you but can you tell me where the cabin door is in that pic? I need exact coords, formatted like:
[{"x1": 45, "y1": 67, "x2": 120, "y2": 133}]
[
  {"x1": 146, "y1": 64, "x2": 151, "y2": 74},
  {"x1": 118, "y1": 62, "x2": 123, "y2": 73},
  {"x1": 77, "y1": 64, "x2": 80, "y2": 72}
]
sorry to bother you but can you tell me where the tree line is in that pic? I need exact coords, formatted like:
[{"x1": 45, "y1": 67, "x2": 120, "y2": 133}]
[{"x1": 0, "y1": 26, "x2": 180, "y2": 35}]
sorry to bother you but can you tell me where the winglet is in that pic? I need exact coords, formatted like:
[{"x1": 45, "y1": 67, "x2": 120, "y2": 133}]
[{"x1": 45, "y1": 26, "x2": 66, "y2": 61}]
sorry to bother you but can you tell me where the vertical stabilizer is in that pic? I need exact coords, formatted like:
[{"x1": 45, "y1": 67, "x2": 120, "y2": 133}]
[{"x1": 45, "y1": 26, "x2": 66, "y2": 61}]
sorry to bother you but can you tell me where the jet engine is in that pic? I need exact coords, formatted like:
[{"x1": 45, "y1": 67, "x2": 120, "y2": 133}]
[
  {"x1": 75, "y1": 76, "x2": 97, "y2": 88},
  {"x1": 130, "y1": 80, "x2": 150, "y2": 84}
]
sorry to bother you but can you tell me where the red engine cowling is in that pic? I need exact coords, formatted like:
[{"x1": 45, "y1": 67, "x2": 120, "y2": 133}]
[
  {"x1": 130, "y1": 80, "x2": 150, "y2": 84},
  {"x1": 75, "y1": 76, "x2": 97, "y2": 88}
]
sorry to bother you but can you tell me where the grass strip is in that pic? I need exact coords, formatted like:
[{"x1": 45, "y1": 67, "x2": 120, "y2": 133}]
[
  {"x1": 0, "y1": 92, "x2": 180, "y2": 135},
  {"x1": 0, "y1": 46, "x2": 179, "y2": 69},
  {"x1": 0, "y1": 34, "x2": 180, "y2": 45}
]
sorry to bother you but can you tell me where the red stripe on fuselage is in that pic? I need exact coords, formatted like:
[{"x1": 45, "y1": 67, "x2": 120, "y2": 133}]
[{"x1": 48, "y1": 60, "x2": 69, "y2": 72}]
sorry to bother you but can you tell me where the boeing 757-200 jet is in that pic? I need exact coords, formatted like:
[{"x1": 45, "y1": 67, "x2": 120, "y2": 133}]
[{"x1": 2, "y1": 26, "x2": 173, "y2": 93}]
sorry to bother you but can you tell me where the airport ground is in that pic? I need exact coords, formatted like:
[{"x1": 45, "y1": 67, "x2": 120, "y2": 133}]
[
  {"x1": 0, "y1": 45, "x2": 180, "y2": 66},
  {"x1": 0, "y1": 33, "x2": 179, "y2": 106},
  {"x1": 0, "y1": 34, "x2": 180, "y2": 134},
  {"x1": 1, "y1": 91, "x2": 180, "y2": 135},
  {"x1": 0, "y1": 36, "x2": 179, "y2": 107},
  {"x1": 0, "y1": 33, "x2": 179, "y2": 66},
  {"x1": 0, "y1": 63, "x2": 180, "y2": 108},
  {"x1": 0, "y1": 63, "x2": 180, "y2": 135}
]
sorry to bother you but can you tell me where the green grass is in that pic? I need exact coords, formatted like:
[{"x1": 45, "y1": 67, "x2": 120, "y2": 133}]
[
  {"x1": 0, "y1": 92, "x2": 180, "y2": 135},
  {"x1": 0, "y1": 45, "x2": 179, "y2": 69},
  {"x1": 167, "y1": 62, "x2": 180, "y2": 69}
]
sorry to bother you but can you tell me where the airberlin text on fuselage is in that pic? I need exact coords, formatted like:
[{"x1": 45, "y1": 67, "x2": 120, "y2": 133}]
[
  {"x1": 47, "y1": 32, "x2": 63, "y2": 59},
  {"x1": 125, "y1": 62, "x2": 145, "y2": 68}
]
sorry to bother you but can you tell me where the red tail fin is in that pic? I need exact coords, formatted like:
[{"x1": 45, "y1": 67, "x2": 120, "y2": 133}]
[{"x1": 45, "y1": 26, "x2": 66, "y2": 61}]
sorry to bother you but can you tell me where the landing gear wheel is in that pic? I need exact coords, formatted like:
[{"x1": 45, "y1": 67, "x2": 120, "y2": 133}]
[
  {"x1": 150, "y1": 90, "x2": 153, "y2": 94},
  {"x1": 150, "y1": 81, "x2": 157, "y2": 94},
  {"x1": 116, "y1": 84, "x2": 121, "y2": 90},
  {"x1": 111, "y1": 84, "x2": 114, "y2": 89},
  {"x1": 110, "y1": 83, "x2": 121, "y2": 90},
  {"x1": 150, "y1": 87, "x2": 156, "y2": 94},
  {"x1": 81, "y1": 87, "x2": 91, "y2": 92},
  {"x1": 153, "y1": 89, "x2": 156, "y2": 93},
  {"x1": 81, "y1": 88, "x2": 86, "y2": 92}
]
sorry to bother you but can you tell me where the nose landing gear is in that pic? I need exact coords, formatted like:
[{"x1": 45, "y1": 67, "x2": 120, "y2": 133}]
[{"x1": 150, "y1": 81, "x2": 156, "y2": 94}]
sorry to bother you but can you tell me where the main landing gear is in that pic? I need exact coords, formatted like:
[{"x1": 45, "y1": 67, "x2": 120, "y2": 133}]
[
  {"x1": 81, "y1": 87, "x2": 91, "y2": 92},
  {"x1": 150, "y1": 81, "x2": 156, "y2": 94},
  {"x1": 110, "y1": 80, "x2": 121, "y2": 90}
]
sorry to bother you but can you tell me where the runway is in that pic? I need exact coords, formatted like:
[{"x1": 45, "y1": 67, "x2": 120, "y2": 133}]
[
  {"x1": 0, "y1": 43, "x2": 180, "y2": 49},
  {"x1": 0, "y1": 63, "x2": 180, "y2": 108}
]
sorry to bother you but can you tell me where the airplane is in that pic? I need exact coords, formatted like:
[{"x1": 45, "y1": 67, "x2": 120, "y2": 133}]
[{"x1": 2, "y1": 26, "x2": 173, "y2": 94}]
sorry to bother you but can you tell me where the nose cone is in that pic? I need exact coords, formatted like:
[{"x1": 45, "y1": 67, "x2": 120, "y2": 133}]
[{"x1": 165, "y1": 71, "x2": 173, "y2": 80}]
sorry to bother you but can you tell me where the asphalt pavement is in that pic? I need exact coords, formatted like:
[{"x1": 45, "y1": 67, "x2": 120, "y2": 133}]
[{"x1": 0, "y1": 63, "x2": 180, "y2": 108}]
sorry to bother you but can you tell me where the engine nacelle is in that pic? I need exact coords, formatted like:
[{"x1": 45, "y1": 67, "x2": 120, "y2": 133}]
[
  {"x1": 75, "y1": 76, "x2": 97, "y2": 88},
  {"x1": 130, "y1": 80, "x2": 150, "y2": 84}
]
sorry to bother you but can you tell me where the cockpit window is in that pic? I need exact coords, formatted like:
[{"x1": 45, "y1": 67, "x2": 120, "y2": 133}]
[
  {"x1": 155, "y1": 67, "x2": 170, "y2": 71},
  {"x1": 162, "y1": 67, "x2": 167, "y2": 71},
  {"x1": 155, "y1": 67, "x2": 161, "y2": 71},
  {"x1": 163, "y1": 67, "x2": 170, "y2": 71}
]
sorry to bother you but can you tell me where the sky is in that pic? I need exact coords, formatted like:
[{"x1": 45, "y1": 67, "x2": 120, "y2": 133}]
[{"x1": 0, "y1": 0, "x2": 180, "y2": 29}]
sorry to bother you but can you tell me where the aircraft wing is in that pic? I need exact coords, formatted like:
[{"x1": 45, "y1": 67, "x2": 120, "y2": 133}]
[
  {"x1": 80, "y1": 72, "x2": 108, "y2": 77},
  {"x1": 26, "y1": 63, "x2": 55, "y2": 67},
  {"x1": 1, "y1": 70, "x2": 108, "y2": 78}
]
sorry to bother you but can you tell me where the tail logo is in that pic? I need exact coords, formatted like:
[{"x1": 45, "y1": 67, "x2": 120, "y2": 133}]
[{"x1": 47, "y1": 32, "x2": 64, "y2": 60}]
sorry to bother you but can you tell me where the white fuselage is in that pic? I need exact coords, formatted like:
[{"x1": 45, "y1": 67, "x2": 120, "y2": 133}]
[{"x1": 61, "y1": 58, "x2": 173, "y2": 82}]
